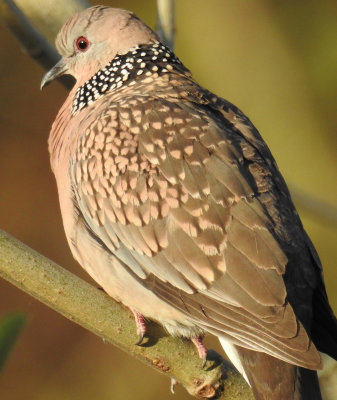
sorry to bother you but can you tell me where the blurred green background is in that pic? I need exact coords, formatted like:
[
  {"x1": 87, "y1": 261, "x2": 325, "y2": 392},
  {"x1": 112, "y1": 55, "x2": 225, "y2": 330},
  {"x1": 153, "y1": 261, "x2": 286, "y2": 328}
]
[{"x1": 0, "y1": 0, "x2": 336, "y2": 399}]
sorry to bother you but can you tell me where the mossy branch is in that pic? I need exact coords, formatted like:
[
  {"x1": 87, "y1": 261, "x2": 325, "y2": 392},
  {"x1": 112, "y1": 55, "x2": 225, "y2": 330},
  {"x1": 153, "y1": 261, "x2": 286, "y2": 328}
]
[{"x1": 0, "y1": 229, "x2": 253, "y2": 399}]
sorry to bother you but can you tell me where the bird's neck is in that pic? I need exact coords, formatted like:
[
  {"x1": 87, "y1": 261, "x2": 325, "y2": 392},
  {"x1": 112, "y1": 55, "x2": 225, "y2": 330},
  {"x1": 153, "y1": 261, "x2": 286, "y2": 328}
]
[{"x1": 70, "y1": 41, "x2": 190, "y2": 115}]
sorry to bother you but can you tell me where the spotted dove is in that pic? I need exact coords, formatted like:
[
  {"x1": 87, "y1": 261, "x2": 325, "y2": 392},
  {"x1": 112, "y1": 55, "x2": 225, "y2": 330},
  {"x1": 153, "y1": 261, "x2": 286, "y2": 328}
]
[{"x1": 41, "y1": 6, "x2": 337, "y2": 400}]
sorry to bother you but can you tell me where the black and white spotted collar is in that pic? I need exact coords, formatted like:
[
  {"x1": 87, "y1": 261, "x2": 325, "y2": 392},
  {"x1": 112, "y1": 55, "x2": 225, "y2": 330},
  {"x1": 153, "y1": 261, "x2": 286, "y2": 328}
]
[{"x1": 71, "y1": 41, "x2": 185, "y2": 115}]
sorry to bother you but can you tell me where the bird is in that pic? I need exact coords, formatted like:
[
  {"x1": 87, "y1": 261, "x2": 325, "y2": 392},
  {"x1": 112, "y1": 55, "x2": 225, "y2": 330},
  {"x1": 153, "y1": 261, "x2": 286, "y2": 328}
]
[{"x1": 41, "y1": 5, "x2": 337, "y2": 400}]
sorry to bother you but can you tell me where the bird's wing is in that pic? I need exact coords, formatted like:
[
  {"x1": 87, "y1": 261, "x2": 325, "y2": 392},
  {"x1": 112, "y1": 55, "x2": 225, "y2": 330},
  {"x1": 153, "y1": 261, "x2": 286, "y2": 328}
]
[{"x1": 70, "y1": 93, "x2": 321, "y2": 369}]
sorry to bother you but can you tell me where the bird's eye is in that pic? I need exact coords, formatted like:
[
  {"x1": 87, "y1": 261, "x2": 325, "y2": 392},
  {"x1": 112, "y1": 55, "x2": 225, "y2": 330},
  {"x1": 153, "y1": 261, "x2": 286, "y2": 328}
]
[{"x1": 75, "y1": 36, "x2": 90, "y2": 52}]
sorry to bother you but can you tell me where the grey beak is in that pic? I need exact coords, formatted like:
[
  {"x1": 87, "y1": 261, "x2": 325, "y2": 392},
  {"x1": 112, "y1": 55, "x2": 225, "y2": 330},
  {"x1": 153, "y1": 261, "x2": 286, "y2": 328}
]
[{"x1": 40, "y1": 58, "x2": 69, "y2": 90}]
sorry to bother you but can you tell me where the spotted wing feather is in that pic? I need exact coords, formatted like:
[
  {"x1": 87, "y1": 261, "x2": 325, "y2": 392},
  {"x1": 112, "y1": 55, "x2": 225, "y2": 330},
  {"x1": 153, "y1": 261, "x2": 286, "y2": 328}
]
[{"x1": 71, "y1": 92, "x2": 321, "y2": 369}]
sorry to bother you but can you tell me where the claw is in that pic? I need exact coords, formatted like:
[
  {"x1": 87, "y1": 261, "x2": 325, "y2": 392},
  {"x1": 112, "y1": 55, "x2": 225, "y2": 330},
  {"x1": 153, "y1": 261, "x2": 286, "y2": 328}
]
[
  {"x1": 135, "y1": 332, "x2": 145, "y2": 346},
  {"x1": 191, "y1": 336, "x2": 208, "y2": 368},
  {"x1": 131, "y1": 309, "x2": 147, "y2": 345}
]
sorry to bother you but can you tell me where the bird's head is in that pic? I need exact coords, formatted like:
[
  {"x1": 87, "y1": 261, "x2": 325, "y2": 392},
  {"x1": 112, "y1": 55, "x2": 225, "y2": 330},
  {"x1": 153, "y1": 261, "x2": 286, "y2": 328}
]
[{"x1": 41, "y1": 6, "x2": 158, "y2": 89}]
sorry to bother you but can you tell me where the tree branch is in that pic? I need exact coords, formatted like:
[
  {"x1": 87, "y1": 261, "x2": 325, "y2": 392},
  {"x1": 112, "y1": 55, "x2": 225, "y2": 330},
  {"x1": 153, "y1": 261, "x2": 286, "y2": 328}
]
[
  {"x1": 0, "y1": 0, "x2": 59, "y2": 70},
  {"x1": 156, "y1": 0, "x2": 175, "y2": 49},
  {"x1": 1, "y1": 0, "x2": 89, "y2": 43},
  {"x1": 0, "y1": 0, "x2": 89, "y2": 89},
  {"x1": 0, "y1": 229, "x2": 253, "y2": 399}
]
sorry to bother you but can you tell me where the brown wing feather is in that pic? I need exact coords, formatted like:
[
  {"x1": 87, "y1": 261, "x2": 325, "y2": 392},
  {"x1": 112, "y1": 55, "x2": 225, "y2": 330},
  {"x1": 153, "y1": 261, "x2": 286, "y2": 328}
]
[{"x1": 71, "y1": 93, "x2": 321, "y2": 369}]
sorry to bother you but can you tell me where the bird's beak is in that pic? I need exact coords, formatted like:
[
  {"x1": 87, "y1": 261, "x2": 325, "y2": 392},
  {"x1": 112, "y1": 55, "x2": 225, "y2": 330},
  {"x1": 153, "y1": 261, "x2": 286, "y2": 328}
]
[{"x1": 40, "y1": 58, "x2": 69, "y2": 90}]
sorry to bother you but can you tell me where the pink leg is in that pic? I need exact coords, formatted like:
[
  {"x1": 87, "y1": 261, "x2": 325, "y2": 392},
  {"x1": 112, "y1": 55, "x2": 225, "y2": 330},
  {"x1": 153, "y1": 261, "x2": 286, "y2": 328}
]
[
  {"x1": 131, "y1": 309, "x2": 147, "y2": 345},
  {"x1": 191, "y1": 336, "x2": 208, "y2": 367}
]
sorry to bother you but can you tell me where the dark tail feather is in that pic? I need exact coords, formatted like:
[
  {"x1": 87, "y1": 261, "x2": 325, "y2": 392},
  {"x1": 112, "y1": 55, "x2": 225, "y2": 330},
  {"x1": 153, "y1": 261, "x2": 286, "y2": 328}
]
[
  {"x1": 311, "y1": 279, "x2": 337, "y2": 360},
  {"x1": 305, "y1": 233, "x2": 337, "y2": 360},
  {"x1": 298, "y1": 368, "x2": 322, "y2": 400},
  {"x1": 236, "y1": 346, "x2": 322, "y2": 400}
]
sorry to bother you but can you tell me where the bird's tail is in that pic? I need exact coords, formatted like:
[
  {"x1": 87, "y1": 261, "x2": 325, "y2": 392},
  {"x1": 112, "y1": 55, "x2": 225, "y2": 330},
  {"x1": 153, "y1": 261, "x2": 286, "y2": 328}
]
[
  {"x1": 220, "y1": 343, "x2": 322, "y2": 400},
  {"x1": 297, "y1": 368, "x2": 322, "y2": 400}
]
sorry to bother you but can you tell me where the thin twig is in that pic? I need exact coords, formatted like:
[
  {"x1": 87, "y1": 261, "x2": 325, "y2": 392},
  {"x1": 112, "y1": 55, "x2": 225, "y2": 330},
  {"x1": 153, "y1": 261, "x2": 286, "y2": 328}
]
[
  {"x1": 0, "y1": 0, "x2": 89, "y2": 89},
  {"x1": 156, "y1": 0, "x2": 175, "y2": 49},
  {"x1": 8, "y1": 0, "x2": 90, "y2": 42}
]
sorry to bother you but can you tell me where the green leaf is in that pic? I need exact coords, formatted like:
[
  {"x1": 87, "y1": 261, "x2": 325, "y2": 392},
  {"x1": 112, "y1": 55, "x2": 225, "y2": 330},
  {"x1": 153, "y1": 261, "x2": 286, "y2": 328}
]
[{"x1": 0, "y1": 314, "x2": 26, "y2": 373}]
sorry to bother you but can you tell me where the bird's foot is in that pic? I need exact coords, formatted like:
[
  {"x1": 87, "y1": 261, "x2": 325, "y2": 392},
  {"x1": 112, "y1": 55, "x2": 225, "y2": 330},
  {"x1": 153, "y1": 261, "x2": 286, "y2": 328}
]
[
  {"x1": 191, "y1": 336, "x2": 208, "y2": 368},
  {"x1": 131, "y1": 309, "x2": 147, "y2": 345}
]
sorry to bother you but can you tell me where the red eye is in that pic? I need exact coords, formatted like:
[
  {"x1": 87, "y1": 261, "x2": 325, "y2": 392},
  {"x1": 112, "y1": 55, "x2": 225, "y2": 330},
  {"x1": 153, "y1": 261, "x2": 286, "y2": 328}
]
[{"x1": 75, "y1": 36, "x2": 90, "y2": 52}]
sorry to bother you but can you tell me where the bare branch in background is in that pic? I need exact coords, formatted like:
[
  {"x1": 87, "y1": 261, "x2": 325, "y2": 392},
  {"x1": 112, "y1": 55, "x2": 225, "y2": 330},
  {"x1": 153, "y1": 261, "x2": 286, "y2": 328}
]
[
  {"x1": 0, "y1": 0, "x2": 59, "y2": 70},
  {"x1": 7, "y1": 0, "x2": 90, "y2": 42},
  {"x1": 156, "y1": 0, "x2": 175, "y2": 49},
  {"x1": 0, "y1": 0, "x2": 89, "y2": 89}
]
